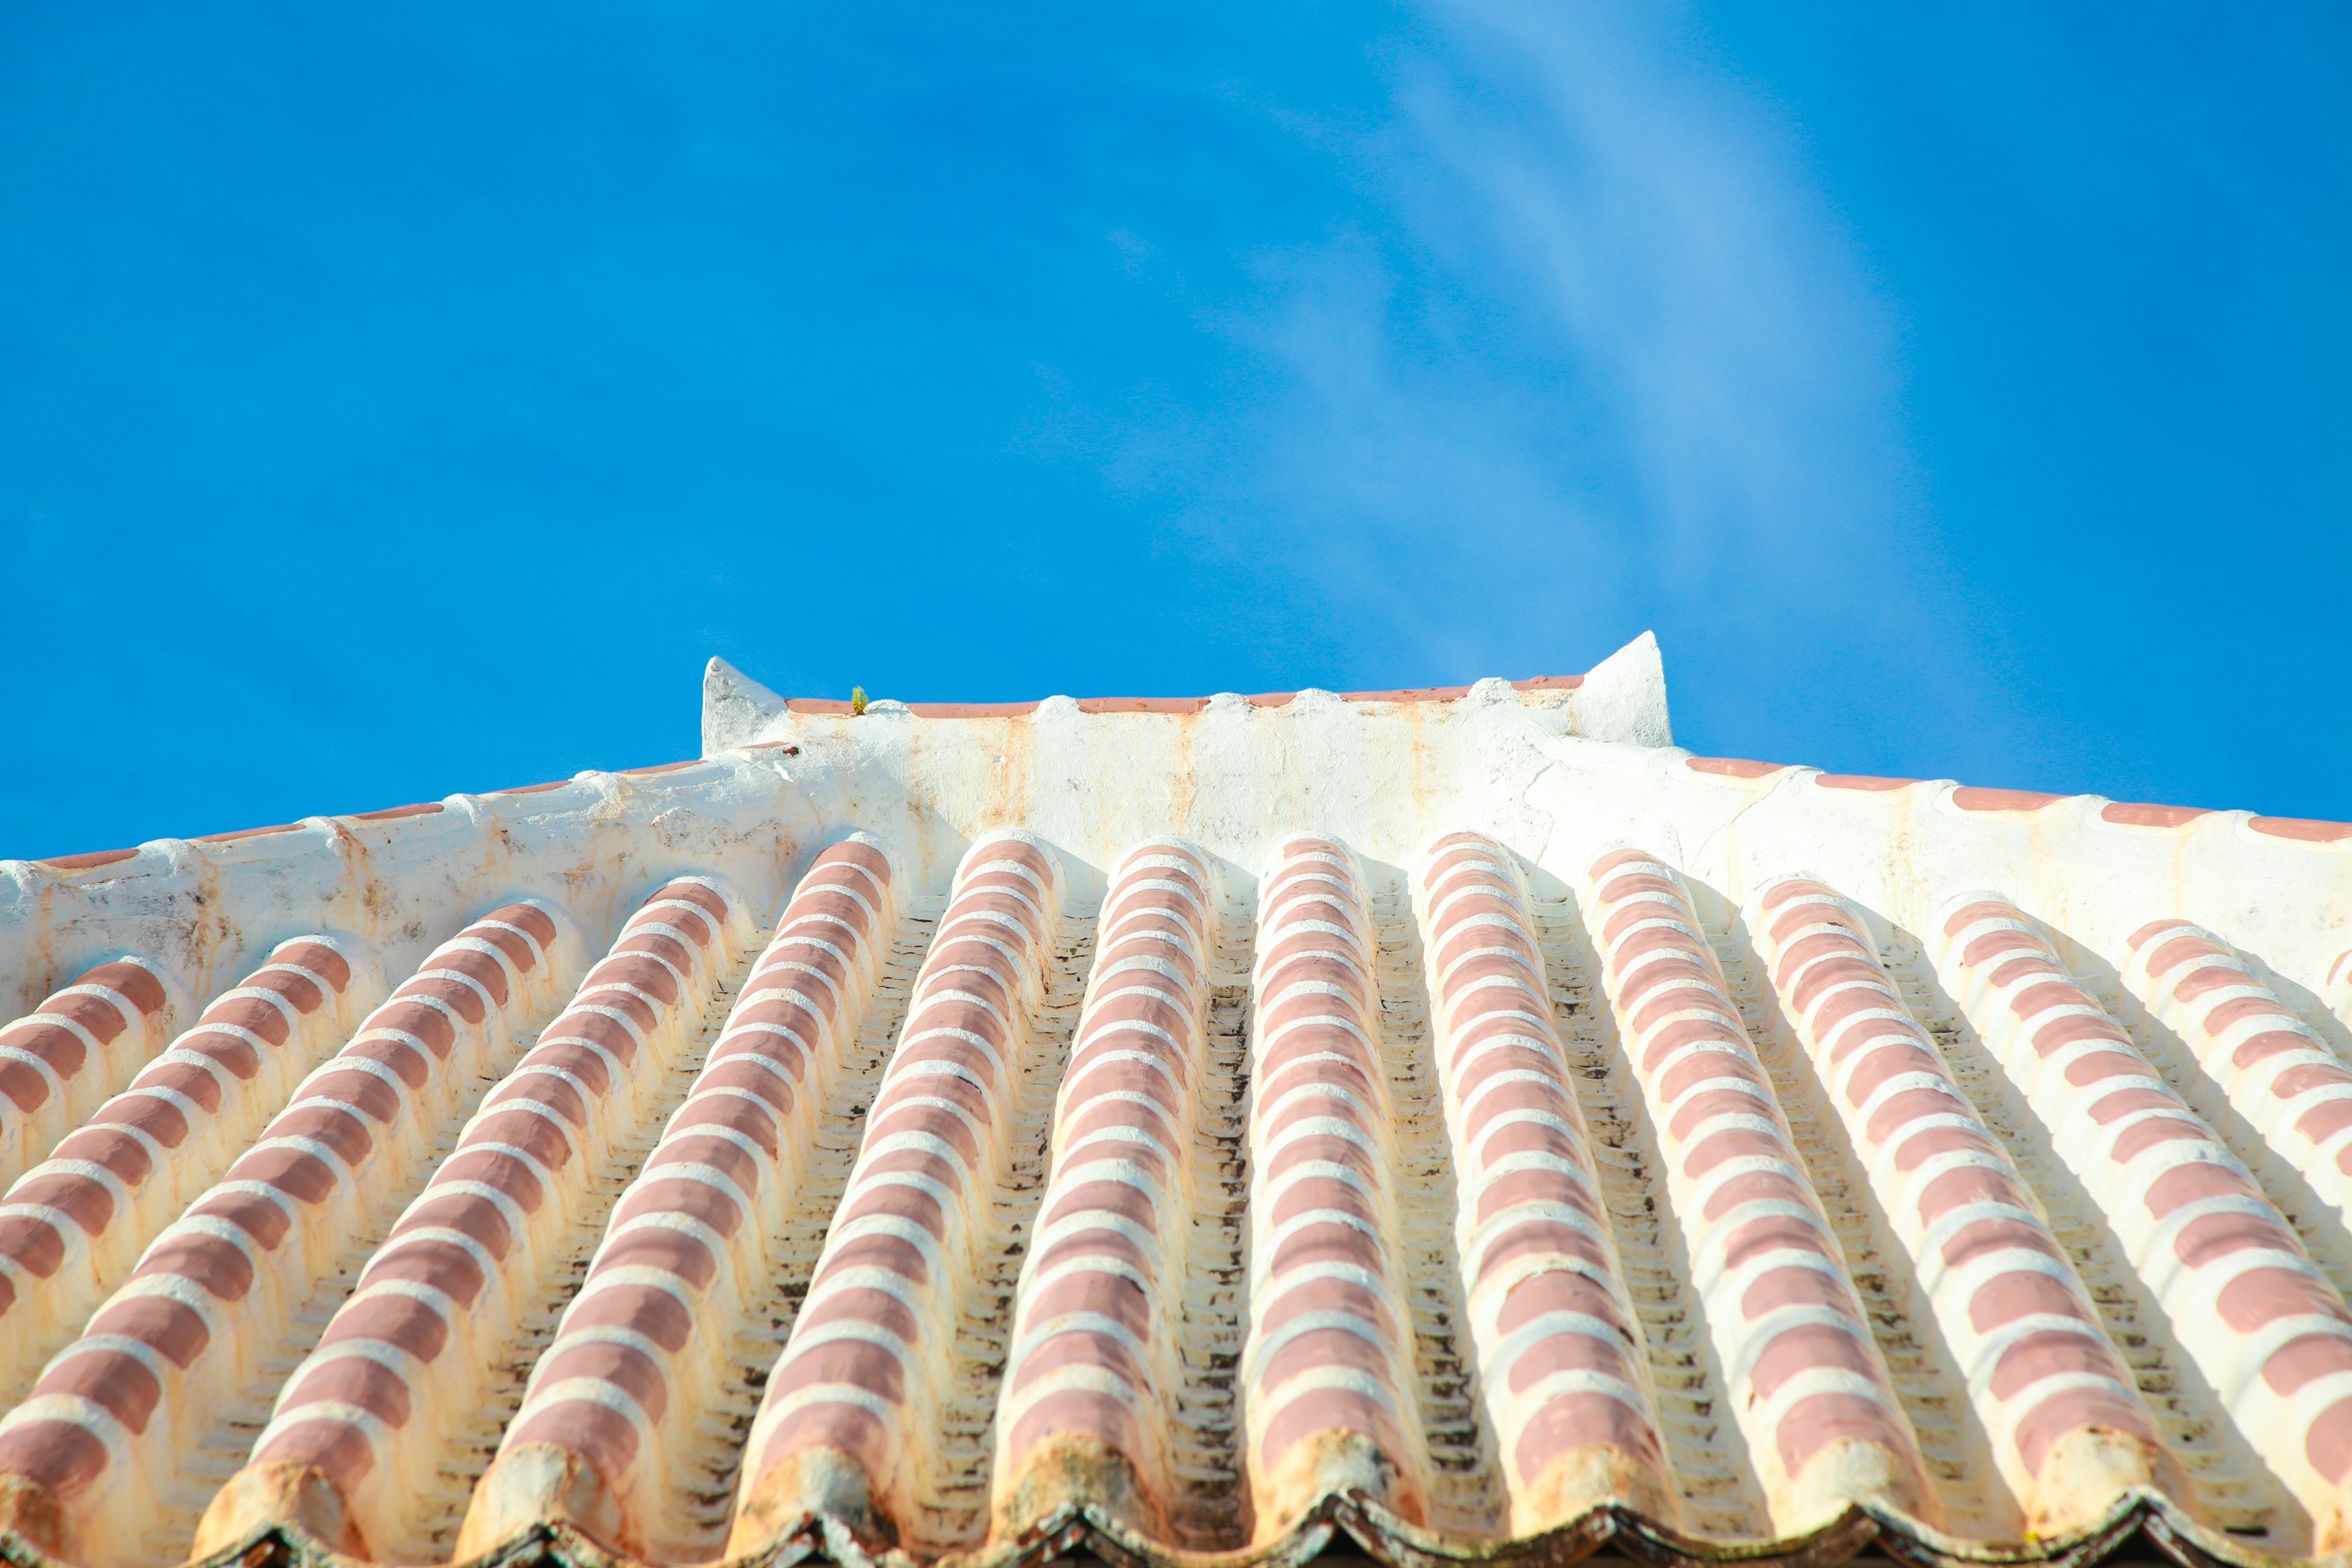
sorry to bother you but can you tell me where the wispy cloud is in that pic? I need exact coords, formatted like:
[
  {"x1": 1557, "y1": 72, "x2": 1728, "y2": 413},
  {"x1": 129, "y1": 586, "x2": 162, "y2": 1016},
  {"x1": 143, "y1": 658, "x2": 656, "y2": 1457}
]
[{"x1": 1175, "y1": 1, "x2": 2000, "y2": 761}]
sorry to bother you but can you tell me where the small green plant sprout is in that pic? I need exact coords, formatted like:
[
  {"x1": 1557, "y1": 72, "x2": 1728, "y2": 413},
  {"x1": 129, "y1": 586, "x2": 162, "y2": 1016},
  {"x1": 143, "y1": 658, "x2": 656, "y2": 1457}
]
[{"x1": 850, "y1": 685, "x2": 868, "y2": 716}]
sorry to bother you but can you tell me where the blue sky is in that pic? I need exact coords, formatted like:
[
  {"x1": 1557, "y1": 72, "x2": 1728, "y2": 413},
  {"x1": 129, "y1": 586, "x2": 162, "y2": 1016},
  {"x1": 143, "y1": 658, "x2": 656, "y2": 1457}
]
[{"x1": 2, "y1": 3, "x2": 2345, "y2": 858}]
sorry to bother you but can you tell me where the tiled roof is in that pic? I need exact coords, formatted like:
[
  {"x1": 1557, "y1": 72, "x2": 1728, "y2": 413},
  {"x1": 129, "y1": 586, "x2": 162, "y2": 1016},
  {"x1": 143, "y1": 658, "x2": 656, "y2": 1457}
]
[{"x1": 2, "y1": 633, "x2": 2351, "y2": 1568}]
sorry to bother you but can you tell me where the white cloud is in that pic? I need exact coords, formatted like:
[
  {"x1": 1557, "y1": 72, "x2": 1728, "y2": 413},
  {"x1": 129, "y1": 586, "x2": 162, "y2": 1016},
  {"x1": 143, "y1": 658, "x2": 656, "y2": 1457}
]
[{"x1": 1189, "y1": 1, "x2": 1998, "y2": 756}]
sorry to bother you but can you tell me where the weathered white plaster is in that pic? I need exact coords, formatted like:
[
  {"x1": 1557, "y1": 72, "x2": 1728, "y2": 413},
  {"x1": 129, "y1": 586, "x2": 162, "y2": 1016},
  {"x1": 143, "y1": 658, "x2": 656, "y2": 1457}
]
[{"x1": 9, "y1": 633, "x2": 2348, "y2": 1054}]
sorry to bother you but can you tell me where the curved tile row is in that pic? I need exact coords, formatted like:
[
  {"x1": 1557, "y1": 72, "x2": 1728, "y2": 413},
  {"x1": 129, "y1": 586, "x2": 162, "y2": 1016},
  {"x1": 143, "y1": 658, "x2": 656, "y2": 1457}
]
[
  {"x1": 1, "y1": 959, "x2": 178, "y2": 1193},
  {"x1": 989, "y1": 840, "x2": 1216, "y2": 1542},
  {"x1": 728, "y1": 831, "x2": 1067, "y2": 1553},
  {"x1": 1581, "y1": 848, "x2": 1939, "y2": 1534},
  {"x1": 1937, "y1": 897, "x2": 2352, "y2": 1549},
  {"x1": 8, "y1": 823, "x2": 2352, "y2": 1566},
  {"x1": 2124, "y1": 925, "x2": 2352, "y2": 1265},
  {"x1": 1748, "y1": 878, "x2": 2174, "y2": 1533},
  {"x1": 1412, "y1": 832, "x2": 1675, "y2": 1532},
  {"x1": 199, "y1": 880, "x2": 750, "y2": 1562},
  {"x1": 462, "y1": 837, "x2": 905, "y2": 1564},
  {"x1": 0, "y1": 902, "x2": 581, "y2": 1568},
  {"x1": 0, "y1": 937, "x2": 382, "y2": 1410},
  {"x1": 1242, "y1": 835, "x2": 1427, "y2": 1540}
]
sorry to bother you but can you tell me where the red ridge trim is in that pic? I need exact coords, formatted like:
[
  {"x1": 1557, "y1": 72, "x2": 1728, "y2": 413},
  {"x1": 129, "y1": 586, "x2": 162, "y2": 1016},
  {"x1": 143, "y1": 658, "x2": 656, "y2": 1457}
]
[
  {"x1": 1952, "y1": 787, "x2": 2066, "y2": 813},
  {"x1": 902, "y1": 701, "x2": 1041, "y2": 718},
  {"x1": 617, "y1": 761, "x2": 699, "y2": 777},
  {"x1": 36, "y1": 849, "x2": 139, "y2": 871},
  {"x1": 486, "y1": 780, "x2": 570, "y2": 797},
  {"x1": 2101, "y1": 802, "x2": 2213, "y2": 829},
  {"x1": 1815, "y1": 774, "x2": 1920, "y2": 793},
  {"x1": 194, "y1": 824, "x2": 302, "y2": 845},
  {"x1": 349, "y1": 804, "x2": 443, "y2": 823},
  {"x1": 2250, "y1": 816, "x2": 2352, "y2": 843},
  {"x1": 1685, "y1": 757, "x2": 1789, "y2": 779},
  {"x1": 1074, "y1": 696, "x2": 1211, "y2": 714},
  {"x1": 1340, "y1": 684, "x2": 1471, "y2": 703}
]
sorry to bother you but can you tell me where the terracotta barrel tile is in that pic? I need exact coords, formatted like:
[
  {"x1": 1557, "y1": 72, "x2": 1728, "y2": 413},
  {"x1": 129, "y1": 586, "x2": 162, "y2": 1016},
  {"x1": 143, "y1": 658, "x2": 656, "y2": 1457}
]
[
  {"x1": 0, "y1": 902, "x2": 581, "y2": 1568},
  {"x1": 0, "y1": 958, "x2": 179, "y2": 1191},
  {"x1": 0, "y1": 937, "x2": 382, "y2": 1412},
  {"x1": 1752, "y1": 878, "x2": 2176, "y2": 1532},
  {"x1": 2123, "y1": 922, "x2": 2352, "y2": 1267},
  {"x1": 726, "y1": 832, "x2": 1066, "y2": 1554},
  {"x1": 1240, "y1": 836, "x2": 1428, "y2": 1540},
  {"x1": 1413, "y1": 832, "x2": 1676, "y2": 1533},
  {"x1": 989, "y1": 840, "x2": 1215, "y2": 1542},
  {"x1": 202, "y1": 880, "x2": 753, "y2": 1563},
  {"x1": 1938, "y1": 897, "x2": 2352, "y2": 1548},
  {"x1": 1581, "y1": 849, "x2": 1939, "y2": 1535},
  {"x1": 461, "y1": 837, "x2": 904, "y2": 1563}
]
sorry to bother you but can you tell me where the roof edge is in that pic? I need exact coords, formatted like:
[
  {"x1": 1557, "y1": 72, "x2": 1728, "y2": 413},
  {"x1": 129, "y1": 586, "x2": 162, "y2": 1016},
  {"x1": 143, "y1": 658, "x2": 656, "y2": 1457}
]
[{"x1": 697, "y1": 631, "x2": 1672, "y2": 752}]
